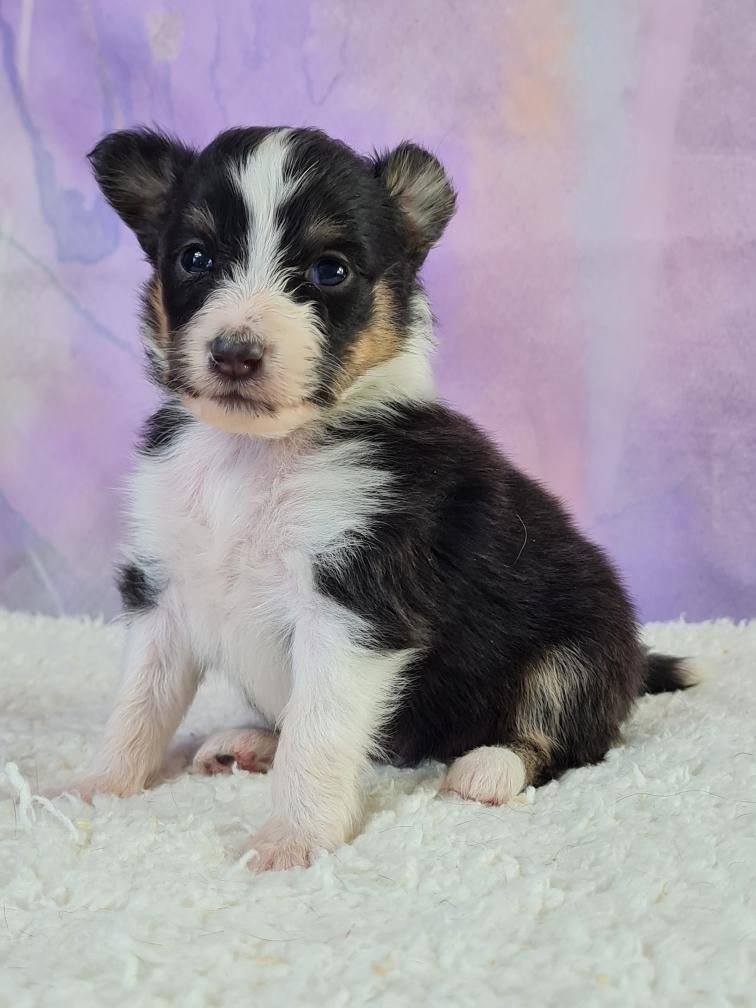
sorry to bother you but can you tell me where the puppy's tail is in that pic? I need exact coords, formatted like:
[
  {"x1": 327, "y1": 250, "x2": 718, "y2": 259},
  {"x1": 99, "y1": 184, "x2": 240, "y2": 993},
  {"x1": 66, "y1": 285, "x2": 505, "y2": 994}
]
[{"x1": 640, "y1": 652, "x2": 696, "y2": 695}]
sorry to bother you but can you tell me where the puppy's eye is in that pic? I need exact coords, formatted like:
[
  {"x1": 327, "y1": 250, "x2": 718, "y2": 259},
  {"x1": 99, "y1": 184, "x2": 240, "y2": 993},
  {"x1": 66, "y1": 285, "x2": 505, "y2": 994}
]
[
  {"x1": 180, "y1": 246, "x2": 214, "y2": 274},
  {"x1": 307, "y1": 258, "x2": 348, "y2": 287}
]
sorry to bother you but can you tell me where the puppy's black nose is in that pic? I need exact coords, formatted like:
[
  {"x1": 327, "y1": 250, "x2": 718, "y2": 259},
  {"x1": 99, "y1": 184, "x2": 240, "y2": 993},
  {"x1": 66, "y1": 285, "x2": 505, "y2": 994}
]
[{"x1": 208, "y1": 333, "x2": 264, "y2": 379}]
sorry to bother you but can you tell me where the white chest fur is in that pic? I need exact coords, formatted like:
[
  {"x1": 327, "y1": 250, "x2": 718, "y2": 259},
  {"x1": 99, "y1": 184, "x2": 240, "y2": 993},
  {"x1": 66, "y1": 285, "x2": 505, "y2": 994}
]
[{"x1": 125, "y1": 421, "x2": 390, "y2": 724}]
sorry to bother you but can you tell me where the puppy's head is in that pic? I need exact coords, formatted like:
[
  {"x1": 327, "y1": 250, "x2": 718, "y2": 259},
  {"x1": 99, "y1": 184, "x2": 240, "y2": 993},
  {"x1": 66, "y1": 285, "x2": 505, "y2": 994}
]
[{"x1": 89, "y1": 127, "x2": 455, "y2": 436}]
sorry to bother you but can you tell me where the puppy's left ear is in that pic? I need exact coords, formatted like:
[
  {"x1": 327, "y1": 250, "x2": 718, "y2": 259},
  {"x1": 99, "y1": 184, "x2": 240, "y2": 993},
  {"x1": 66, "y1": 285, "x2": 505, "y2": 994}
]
[
  {"x1": 88, "y1": 128, "x2": 196, "y2": 264},
  {"x1": 373, "y1": 142, "x2": 456, "y2": 266}
]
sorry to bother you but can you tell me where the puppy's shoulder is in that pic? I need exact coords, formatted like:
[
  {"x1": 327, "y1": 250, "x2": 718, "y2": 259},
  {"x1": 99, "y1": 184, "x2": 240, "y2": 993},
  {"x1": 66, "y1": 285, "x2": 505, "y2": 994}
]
[{"x1": 325, "y1": 401, "x2": 507, "y2": 487}]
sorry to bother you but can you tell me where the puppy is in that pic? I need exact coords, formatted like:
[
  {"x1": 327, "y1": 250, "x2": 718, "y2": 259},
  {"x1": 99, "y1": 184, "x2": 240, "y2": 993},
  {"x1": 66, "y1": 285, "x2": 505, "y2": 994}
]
[{"x1": 56, "y1": 126, "x2": 690, "y2": 871}]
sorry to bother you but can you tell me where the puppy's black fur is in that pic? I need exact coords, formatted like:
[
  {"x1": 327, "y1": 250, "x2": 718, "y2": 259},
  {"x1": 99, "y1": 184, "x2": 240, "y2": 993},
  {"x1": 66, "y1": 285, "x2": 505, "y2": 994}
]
[
  {"x1": 318, "y1": 405, "x2": 689, "y2": 780},
  {"x1": 116, "y1": 561, "x2": 161, "y2": 613}
]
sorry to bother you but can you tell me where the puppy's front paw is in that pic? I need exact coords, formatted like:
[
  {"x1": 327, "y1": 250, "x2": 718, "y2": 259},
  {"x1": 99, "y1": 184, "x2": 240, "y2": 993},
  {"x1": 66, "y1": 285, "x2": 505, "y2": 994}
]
[
  {"x1": 246, "y1": 818, "x2": 315, "y2": 873},
  {"x1": 193, "y1": 728, "x2": 278, "y2": 776}
]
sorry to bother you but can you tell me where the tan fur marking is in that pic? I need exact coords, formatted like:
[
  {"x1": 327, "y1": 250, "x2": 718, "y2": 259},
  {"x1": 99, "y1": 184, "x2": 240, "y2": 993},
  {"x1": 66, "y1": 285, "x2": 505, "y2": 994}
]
[
  {"x1": 183, "y1": 203, "x2": 215, "y2": 236},
  {"x1": 517, "y1": 647, "x2": 583, "y2": 737},
  {"x1": 339, "y1": 282, "x2": 402, "y2": 391},
  {"x1": 510, "y1": 731, "x2": 553, "y2": 785},
  {"x1": 145, "y1": 276, "x2": 170, "y2": 356},
  {"x1": 305, "y1": 218, "x2": 349, "y2": 247},
  {"x1": 513, "y1": 646, "x2": 586, "y2": 780}
]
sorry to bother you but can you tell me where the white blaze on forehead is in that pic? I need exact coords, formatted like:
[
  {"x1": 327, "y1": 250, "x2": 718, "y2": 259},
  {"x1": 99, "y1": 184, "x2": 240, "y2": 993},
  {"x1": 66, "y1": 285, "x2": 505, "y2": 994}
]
[
  {"x1": 179, "y1": 128, "x2": 324, "y2": 433},
  {"x1": 230, "y1": 128, "x2": 300, "y2": 290}
]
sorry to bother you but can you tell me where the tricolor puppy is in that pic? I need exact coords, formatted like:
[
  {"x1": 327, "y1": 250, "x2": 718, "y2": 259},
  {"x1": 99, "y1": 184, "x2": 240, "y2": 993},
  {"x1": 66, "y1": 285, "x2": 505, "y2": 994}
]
[{"x1": 58, "y1": 127, "x2": 690, "y2": 871}]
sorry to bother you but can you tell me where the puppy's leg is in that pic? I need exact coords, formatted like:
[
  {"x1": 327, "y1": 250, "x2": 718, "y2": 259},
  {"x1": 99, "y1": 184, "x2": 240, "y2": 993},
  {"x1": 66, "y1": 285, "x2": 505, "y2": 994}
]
[
  {"x1": 51, "y1": 603, "x2": 198, "y2": 800},
  {"x1": 247, "y1": 604, "x2": 413, "y2": 873}
]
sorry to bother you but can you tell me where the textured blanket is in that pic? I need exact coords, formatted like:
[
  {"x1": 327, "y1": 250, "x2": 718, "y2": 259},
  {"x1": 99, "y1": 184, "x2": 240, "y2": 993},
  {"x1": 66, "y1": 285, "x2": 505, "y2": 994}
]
[{"x1": 1, "y1": 613, "x2": 754, "y2": 1006}]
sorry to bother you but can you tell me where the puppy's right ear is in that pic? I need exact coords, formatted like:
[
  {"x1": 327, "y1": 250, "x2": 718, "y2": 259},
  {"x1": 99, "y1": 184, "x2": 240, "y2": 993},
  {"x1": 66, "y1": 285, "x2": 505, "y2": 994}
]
[{"x1": 88, "y1": 129, "x2": 196, "y2": 264}]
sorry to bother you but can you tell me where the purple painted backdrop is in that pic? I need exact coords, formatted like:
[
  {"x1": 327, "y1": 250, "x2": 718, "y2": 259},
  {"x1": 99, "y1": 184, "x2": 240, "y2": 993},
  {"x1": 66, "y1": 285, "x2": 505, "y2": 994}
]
[{"x1": 1, "y1": 0, "x2": 754, "y2": 621}]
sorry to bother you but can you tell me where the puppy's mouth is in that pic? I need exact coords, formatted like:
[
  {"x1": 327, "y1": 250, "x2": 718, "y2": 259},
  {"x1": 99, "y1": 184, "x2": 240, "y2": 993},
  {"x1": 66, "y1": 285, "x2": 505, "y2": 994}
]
[
  {"x1": 168, "y1": 361, "x2": 319, "y2": 435},
  {"x1": 181, "y1": 389, "x2": 320, "y2": 438},
  {"x1": 210, "y1": 389, "x2": 308, "y2": 416},
  {"x1": 212, "y1": 390, "x2": 269, "y2": 409},
  {"x1": 175, "y1": 374, "x2": 279, "y2": 415}
]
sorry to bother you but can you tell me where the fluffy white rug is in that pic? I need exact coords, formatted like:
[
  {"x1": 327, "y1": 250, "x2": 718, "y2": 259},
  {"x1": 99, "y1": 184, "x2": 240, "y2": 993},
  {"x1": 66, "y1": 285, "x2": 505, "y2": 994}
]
[{"x1": 1, "y1": 612, "x2": 754, "y2": 1006}]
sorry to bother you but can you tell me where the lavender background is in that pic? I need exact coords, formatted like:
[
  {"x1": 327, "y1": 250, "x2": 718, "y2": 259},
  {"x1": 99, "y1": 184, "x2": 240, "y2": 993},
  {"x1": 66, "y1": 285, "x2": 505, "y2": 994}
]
[{"x1": 1, "y1": 0, "x2": 754, "y2": 622}]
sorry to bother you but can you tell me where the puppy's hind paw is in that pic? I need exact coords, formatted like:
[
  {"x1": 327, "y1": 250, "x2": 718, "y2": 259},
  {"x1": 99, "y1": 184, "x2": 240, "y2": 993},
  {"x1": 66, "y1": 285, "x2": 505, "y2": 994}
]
[
  {"x1": 441, "y1": 746, "x2": 526, "y2": 806},
  {"x1": 192, "y1": 728, "x2": 278, "y2": 776}
]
